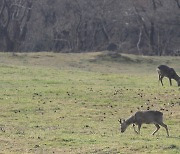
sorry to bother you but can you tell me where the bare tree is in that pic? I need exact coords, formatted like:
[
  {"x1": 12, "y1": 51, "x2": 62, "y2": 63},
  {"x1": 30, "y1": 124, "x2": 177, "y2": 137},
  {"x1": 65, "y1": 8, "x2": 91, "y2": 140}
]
[
  {"x1": 0, "y1": 0, "x2": 33, "y2": 52},
  {"x1": 174, "y1": 0, "x2": 180, "y2": 8},
  {"x1": 132, "y1": 0, "x2": 180, "y2": 55},
  {"x1": 0, "y1": 0, "x2": 179, "y2": 54}
]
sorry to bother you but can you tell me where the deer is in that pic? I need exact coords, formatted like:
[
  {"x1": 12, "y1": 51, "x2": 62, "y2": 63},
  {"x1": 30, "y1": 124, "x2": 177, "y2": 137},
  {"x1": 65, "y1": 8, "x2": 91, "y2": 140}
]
[
  {"x1": 119, "y1": 110, "x2": 169, "y2": 136},
  {"x1": 157, "y1": 65, "x2": 180, "y2": 86}
]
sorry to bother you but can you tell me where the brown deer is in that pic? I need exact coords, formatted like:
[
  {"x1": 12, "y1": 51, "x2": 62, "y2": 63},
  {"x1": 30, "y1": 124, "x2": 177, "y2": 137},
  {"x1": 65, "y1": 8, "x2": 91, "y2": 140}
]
[
  {"x1": 119, "y1": 110, "x2": 169, "y2": 136},
  {"x1": 157, "y1": 65, "x2": 180, "y2": 86}
]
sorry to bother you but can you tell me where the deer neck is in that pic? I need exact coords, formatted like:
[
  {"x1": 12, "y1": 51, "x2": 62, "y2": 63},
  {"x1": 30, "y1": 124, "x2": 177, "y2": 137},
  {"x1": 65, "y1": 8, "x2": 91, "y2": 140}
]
[{"x1": 125, "y1": 115, "x2": 135, "y2": 125}]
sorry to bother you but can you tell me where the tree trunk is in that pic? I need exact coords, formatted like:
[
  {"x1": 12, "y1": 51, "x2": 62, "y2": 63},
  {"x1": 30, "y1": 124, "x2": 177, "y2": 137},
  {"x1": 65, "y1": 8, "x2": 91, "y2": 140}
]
[{"x1": 150, "y1": 22, "x2": 155, "y2": 54}]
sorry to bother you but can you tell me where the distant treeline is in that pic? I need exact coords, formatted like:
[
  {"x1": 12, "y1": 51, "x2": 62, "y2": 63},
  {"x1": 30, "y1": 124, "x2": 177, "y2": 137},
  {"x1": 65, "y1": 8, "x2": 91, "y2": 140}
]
[{"x1": 0, "y1": 0, "x2": 180, "y2": 55}]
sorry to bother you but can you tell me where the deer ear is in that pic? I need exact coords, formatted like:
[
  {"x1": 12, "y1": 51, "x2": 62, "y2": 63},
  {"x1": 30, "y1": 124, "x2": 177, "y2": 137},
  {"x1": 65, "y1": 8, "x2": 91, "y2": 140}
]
[{"x1": 118, "y1": 119, "x2": 122, "y2": 124}]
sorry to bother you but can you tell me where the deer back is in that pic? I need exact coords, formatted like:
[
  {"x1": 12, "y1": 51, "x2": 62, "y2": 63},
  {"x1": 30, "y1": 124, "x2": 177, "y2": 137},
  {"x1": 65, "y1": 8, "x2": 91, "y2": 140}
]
[{"x1": 134, "y1": 111, "x2": 163, "y2": 124}]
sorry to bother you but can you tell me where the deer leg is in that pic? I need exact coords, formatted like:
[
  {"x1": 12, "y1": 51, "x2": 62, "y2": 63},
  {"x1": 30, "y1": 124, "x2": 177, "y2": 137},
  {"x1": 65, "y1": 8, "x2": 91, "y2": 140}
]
[
  {"x1": 152, "y1": 124, "x2": 160, "y2": 135},
  {"x1": 158, "y1": 74, "x2": 161, "y2": 85},
  {"x1": 158, "y1": 74, "x2": 161, "y2": 81},
  {"x1": 169, "y1": 78, "x2": 172, "y2": 86},
  {"x1": 137, "y1": 124, "x2": 141, "y2": 134},
  {"x1": 160, "y1": 76, "x2": 164, "y2": 86},
  {"x1": 159, "y1": 122, "x2": 169, "y2": 137},
  {"x1": 132, "y1": 124, "x2": 138, "y2": 134}
]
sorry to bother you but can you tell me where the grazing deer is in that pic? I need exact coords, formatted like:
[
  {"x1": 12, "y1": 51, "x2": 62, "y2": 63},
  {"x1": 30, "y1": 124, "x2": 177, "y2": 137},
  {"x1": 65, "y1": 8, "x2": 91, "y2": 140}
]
[
  {"x1": 157, "y1": 65, "x2": 180, "y2": 86},
  {"x1": 119, "y1": 110, "x2": 169, "y2": 136}
]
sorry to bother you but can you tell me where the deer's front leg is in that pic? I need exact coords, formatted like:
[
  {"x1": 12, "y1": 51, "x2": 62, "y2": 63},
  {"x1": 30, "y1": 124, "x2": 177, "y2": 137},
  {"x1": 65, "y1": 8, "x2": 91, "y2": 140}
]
[
  {"x1": 169, "y1": 78, "x2": 172, "y2": 86},
  {"x1": 132, "y1": 124, "x2": 139, "y2": 134},
  {"x1": 160, "y1": 76, "x2": 164, "y2": 86},
  {"x1": 137, "y1": 124, "x2": 142, "y2": 134}
]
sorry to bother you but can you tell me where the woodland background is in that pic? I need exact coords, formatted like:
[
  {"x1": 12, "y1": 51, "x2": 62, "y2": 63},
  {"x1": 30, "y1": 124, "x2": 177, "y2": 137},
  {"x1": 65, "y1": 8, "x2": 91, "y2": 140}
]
[{"x1": 0, "y1": 0, "x2": 180, "y2": 55}]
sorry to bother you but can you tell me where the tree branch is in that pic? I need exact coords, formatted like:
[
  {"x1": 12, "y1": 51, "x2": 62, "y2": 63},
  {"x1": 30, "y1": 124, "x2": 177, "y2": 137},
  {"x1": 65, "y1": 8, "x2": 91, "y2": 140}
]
[
  {"x1": 137, "y1": 26, "x2": 142, "y2": 55},
  {"x1": 175, "y1": 0, "x2": 180, "y2": 8}
]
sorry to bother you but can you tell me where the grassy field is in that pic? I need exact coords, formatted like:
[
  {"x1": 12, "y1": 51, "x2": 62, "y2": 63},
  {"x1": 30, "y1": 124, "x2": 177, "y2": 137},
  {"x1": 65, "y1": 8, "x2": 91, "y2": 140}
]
[{"x1": 0, "y1": 52, "x2": 179, "y2": 153}]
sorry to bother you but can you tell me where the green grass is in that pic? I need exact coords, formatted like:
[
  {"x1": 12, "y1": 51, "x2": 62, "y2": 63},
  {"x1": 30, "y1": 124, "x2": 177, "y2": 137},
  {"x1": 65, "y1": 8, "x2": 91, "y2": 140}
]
[{"x1": 0, "y1": 52, "x2": 179, "y2": 153}]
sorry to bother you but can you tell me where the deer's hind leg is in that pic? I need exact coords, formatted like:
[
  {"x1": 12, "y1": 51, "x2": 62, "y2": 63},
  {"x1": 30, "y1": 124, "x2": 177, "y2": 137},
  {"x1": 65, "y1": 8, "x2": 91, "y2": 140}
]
[
  {"x1": 152, "y1": 124, "x2": 160, "y2": 135},
  {"x1": 159, "y1": 122, "x2": 169, "y2": 137}
]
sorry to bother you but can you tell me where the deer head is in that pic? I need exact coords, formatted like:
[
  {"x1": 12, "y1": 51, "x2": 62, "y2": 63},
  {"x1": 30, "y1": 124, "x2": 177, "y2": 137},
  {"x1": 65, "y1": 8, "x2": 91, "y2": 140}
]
[{"x1": 118, "y1": 119, "x2": 128, "y2": 133}]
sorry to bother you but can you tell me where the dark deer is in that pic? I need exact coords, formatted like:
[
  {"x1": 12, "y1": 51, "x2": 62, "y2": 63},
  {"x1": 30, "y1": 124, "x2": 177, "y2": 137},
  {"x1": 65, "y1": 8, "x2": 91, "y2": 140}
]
[
  {"x1": 157, "y1": 65, "x2": 180, "y2": 86},
  {"x1": 119, "y1": 110, "x2": 169, "y2": 136}
]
